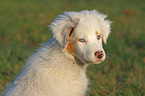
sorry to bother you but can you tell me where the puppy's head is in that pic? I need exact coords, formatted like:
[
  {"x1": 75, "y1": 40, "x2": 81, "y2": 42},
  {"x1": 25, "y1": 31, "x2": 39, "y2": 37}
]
[{"x1": 50, "y1": 10, "x2": 111, "y2": 65}]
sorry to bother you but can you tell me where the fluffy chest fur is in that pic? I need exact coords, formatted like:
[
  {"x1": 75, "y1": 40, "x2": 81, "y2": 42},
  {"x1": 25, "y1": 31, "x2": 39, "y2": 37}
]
[{"x1": 34, "y1": 42, "x2": 89, "y2": 96}]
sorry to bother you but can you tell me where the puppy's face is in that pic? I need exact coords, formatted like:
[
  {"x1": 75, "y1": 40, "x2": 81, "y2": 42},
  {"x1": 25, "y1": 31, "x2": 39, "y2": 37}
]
[
  {"x1": 50, "y1": 10, "x2": 111, "y2": 65},
  {"x1": 65, "y1": 19, "x2": 106, "y2": 64}
]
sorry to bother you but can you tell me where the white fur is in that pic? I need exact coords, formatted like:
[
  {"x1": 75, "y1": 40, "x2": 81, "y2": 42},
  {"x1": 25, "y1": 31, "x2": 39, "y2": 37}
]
[{"x1": 3, "y1": 10, "x2": 111, "y2": 96}]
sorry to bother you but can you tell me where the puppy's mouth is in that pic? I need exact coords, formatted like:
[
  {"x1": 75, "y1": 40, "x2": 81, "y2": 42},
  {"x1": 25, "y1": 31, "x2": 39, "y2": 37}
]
[
  {"x1": 94, "y1": 58, "x2": 105, "y2": 64},
  {"x1": 86, "y1": 57, "x2": 105, "y2": 64},
  {"x1": 94, "y1": 61, "x2": 102, "y2": 64},
  {"x1": 73, "y1": 54, "x2": 105, "y2": 65}
]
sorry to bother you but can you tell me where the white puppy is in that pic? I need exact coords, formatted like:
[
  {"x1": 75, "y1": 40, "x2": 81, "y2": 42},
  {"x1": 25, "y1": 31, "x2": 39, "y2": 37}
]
[{"x1": 3, "y1": 10, "x2": 111, "y2": 96}]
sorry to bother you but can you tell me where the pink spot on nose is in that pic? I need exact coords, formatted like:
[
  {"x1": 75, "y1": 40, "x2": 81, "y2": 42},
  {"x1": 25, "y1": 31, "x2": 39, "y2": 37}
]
[{"x1": 95, "y1": 51, "x2": 104, "y2": 59}]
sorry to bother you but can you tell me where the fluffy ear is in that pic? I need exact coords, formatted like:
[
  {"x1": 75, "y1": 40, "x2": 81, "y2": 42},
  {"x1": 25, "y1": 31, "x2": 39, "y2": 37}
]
[
  {"x1": 101, "y1": 20, "x2": 112, "y2": 44},
  {"x1": 50, "y1": 12, "x2": 79, "y2": 48}
]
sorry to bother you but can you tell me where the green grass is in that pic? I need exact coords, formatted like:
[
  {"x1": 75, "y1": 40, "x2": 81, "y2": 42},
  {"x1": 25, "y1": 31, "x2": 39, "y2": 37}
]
[{"x1": 0, "y1": 0, "x2": 145, "y2": 95}]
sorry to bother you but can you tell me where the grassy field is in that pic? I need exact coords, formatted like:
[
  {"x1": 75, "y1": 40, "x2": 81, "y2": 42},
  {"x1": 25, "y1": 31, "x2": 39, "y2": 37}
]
[{"x1": 0, "y1": 0, "x2": 145, "y2": 95}]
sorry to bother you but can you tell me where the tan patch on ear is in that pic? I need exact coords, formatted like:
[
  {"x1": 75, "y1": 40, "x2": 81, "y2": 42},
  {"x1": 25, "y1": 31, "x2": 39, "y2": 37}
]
[
  {"x1": 67, "y1": 28, "x2": 73, "y2": 41},
  {"x1": 65, "y1": 41, "x2": 75, "y2": 55},
  {"x1": 96, "y1": 31, "x2": 99, "y2": 35},
  {"x1": 101, "y1": 28, "x2": 107, "y2": 44}
]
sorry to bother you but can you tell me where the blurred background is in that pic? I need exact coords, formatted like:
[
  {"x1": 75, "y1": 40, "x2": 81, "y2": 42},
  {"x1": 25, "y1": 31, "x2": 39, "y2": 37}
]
[{"x1": 0, "y1": 0, "x2": 145, "y2": 95}]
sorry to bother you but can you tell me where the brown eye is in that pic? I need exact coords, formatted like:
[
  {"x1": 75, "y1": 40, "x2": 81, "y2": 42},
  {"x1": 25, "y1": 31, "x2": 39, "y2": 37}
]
[{"x1": 97, "y1": 35, "x2": 101, "y2": 40}]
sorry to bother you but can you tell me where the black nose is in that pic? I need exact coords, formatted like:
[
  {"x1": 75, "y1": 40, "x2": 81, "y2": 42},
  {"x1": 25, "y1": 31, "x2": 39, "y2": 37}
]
[{"x1": 95, "y1": 51, "x2": 104, "y2": 59}]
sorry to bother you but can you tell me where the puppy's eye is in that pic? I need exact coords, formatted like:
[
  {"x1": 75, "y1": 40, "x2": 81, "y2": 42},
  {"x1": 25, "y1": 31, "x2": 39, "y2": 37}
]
[
  {"x1": 78, "y1": 38, "x2": 86, "y2": 43},
  {"x1": 97, "y1": 35, "x2": 101, "y2": 40}
]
